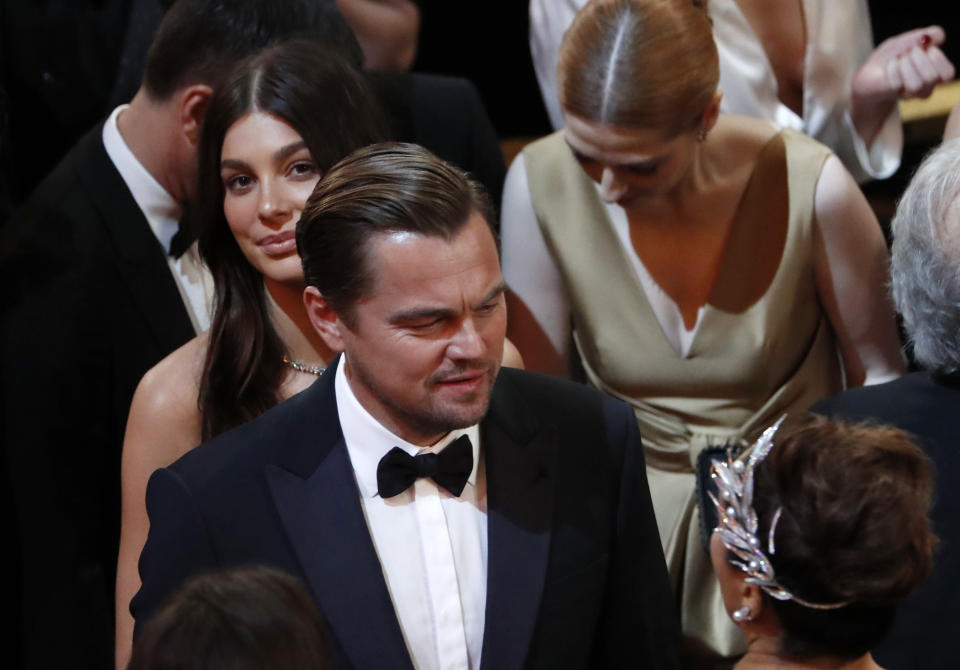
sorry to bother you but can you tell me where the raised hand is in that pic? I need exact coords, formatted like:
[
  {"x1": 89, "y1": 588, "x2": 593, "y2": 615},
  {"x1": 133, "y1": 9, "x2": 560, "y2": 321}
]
[{"x1": 850, "y1": 26, "x2": 955, "y2": 146}]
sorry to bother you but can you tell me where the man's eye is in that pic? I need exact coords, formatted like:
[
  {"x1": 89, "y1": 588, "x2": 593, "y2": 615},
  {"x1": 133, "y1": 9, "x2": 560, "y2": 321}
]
[{"x1": 410, "y1": 319, "x2": 442, "y2": 330}]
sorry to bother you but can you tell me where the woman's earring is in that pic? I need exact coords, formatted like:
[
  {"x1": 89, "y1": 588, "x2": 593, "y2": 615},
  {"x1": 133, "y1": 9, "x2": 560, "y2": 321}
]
[
  {"x1": 697, "y1": 127, "x2": 709, "y2": 142},
  {"x1": 732, "y1": 606, "x2": 753, "y2": 623}
]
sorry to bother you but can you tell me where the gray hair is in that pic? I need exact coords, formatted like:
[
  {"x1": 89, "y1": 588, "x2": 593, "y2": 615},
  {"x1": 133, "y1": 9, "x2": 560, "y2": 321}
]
[{"x1": 890, "y1": 138, "x2": 960, "y2": 373}]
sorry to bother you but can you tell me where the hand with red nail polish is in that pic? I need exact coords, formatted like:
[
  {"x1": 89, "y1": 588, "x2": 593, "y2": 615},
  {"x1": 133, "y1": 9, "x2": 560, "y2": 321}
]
[{"x1": 850, "y1": 26, "x2": 955, "y2": 147}]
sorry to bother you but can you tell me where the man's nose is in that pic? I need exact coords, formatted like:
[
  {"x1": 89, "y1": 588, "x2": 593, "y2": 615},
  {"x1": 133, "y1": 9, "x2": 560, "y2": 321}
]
[{"x1": 447, "y1": 319, "x2": 485, "y2": 360}]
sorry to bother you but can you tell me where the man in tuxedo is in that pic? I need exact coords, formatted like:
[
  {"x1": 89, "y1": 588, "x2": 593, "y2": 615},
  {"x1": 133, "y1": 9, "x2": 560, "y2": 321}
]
[
  {"x1": 813, "y1": 138, "x2": 960, "y2": 670},
  {"x1": 1, "y1": 2, "x2": 367, "y2": 667},
  {"x1": 132, "y1": 144, "x2": 679, "y2": 670}
]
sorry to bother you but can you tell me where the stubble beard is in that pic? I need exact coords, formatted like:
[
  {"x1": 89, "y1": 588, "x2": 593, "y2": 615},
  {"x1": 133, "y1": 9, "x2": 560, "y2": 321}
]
[{"x1": 351, "y1": 357, "x2": 501, "y2": 444}]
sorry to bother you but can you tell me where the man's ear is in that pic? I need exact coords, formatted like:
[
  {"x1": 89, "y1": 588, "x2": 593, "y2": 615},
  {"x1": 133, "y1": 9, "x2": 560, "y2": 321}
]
[
  {"x1": 701, "y1": 90, "x2": 723, "y2": 134},
  {"x1": 179, "y1": 84, "x2": 213, "y2": 146},
  {"x1": 303, "y1": 286, "x2": 347, "y2": 353}
]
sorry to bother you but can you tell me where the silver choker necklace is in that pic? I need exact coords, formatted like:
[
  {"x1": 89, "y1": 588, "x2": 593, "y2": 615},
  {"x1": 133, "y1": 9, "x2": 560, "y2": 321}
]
[{"x1": 282, "y1": 356, "x2": 326, "y2": 376}]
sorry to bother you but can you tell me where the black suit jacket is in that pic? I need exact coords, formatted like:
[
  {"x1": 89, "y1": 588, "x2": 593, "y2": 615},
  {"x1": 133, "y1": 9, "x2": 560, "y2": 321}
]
[
  {"x1": 1, "y1": 123, "x2": 195, "y2": 669},
  {"x1": 813, "y1": 372, "x2": 960, "y2": 670},
  {"x1": 132, "y1": 361, "x2": 680, "y2": 670}
]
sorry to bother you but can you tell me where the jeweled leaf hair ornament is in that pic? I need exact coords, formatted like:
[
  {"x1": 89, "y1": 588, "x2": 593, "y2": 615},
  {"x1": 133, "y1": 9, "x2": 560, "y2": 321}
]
[{"x1": 709, "y1": 416, "x2": 849, "y2": 611}]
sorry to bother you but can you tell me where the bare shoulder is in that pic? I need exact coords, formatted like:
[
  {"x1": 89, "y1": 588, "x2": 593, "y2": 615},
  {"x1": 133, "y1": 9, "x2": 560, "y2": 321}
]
[
  {"x1": 706, "y1": 115, "x2": 780, "y2": 176},
  {"x1": 125, "y1": 333, "x2": 208, "y2": 464},
  {"x1": 813, "y1": 153, "x2": 860, "y2": 215},
  {"x1": 811, "y1": 154, "x2": 878, "y2": 242},
  {"x1": 134, "y1": 333, "x2": 207, "y2": 418},
  {"x1": 712, "y1": 115, "x2": 779, "y2": 152}
]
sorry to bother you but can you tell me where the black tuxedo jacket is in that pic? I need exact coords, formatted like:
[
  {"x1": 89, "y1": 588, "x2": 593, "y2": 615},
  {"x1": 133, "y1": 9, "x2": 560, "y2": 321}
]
[
  {"x1": 1, "y1": 123, "x2": 195, "y2": 669},
  {"x1": 813, "y1": 372, "x2": 960, "y2": 670},
  {"x1": 132, "y1": 362, "x2": 680, "y2": 670}
]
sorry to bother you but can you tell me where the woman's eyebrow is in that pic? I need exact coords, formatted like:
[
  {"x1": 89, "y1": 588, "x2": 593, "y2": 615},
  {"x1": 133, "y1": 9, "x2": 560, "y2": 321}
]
[
  {"x1": 220, "y1": 158, "x2": 249, "y2": 171},
  {"x1": 565, "y1": 141, "x2": 660, "y2": 169},
  {"x1": 272, "y1": 140, "x2": 308, "y2": 162}
]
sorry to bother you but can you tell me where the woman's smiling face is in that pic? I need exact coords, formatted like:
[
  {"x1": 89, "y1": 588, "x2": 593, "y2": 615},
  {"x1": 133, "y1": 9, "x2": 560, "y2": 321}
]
[{"x1": 220, "y1": 111, "x2": 320, "y2": 286}]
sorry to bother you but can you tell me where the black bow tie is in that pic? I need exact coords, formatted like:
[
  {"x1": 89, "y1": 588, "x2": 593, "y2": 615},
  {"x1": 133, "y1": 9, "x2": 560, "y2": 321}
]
[
  {"x1": 376, "y1": 434, "x2": 473, "y2": 498},
  {"x1": 169, "y1": 217, "x2": 194, "y2": 259}
]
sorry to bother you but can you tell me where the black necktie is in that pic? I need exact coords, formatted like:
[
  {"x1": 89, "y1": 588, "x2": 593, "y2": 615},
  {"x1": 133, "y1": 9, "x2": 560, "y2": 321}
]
[{"x1": 376, "y1": 434, "x2": 473, "y2": 498}]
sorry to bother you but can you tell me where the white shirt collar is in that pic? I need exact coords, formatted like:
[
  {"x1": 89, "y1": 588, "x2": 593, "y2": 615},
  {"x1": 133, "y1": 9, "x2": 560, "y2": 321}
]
[
  {"x1": 101, "y1": 104, "x2": 182, "y2": 253},
  {"x1": 335, "y1": 356, "x2": 481, "y2": 498}
]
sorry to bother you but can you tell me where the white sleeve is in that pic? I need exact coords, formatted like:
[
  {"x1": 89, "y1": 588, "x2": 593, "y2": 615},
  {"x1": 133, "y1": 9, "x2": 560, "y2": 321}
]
[
  {"x1": 806, "y1": 0, "x2": 903, "y2": 182},
  {"x1": 840, "y1": 99, "x2": 903, "y2": 183},
  {"x1": 529, "y1": 0, "x2": 588, "y2": 130},
  {"x1": 500, "y1": 153, "x2": 572, "y2": 360}
]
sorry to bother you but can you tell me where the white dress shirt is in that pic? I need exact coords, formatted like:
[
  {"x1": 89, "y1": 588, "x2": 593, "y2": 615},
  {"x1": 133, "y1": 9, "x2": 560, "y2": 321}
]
[
  {"x1": 335, "y1": 358, "x2": 488, "y2": 670},
  {"x1": 101, "y1": 105, "x2": 213, "y2": 332}
]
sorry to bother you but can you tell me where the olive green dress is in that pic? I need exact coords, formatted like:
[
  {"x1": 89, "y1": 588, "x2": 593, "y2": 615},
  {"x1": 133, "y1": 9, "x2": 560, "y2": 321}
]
[{"x1": 523, "y1": 128, "x2": 843, "y2": 667}]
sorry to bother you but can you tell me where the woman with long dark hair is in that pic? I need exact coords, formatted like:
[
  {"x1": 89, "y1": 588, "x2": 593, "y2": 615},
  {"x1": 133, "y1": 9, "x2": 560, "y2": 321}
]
[{"x1": 114, "y1": 39, "x2": 387, "y2": 666}]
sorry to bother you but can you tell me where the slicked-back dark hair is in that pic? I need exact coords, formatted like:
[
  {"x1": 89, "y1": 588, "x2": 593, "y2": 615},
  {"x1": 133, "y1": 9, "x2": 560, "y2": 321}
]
[
  {"x1": 143, "y1": 0, "x2": 363, "y2": 102},
  {"x1": 196, "y1": 39, "x2": 387, "y2": 440},
  {"x1": 297, "y1": 142, "x2": 497, "y2": 325}
]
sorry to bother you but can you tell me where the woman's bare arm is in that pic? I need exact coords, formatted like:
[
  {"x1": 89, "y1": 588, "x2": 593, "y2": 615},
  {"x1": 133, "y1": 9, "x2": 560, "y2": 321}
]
[
  {"x1": 812, "y1": 155, "x2": 906, "y2": 387},
  {"x1": 850, "y1": 26, "x2": 954, "y2": 147},
  {"x1": 334, "y1": 0, "x2": 420, "y2": 70},
  {"x1": 505, "y1": 291, "x2": 568, "y2": 376},
  {"x1": 501, "y1": 336, "x2": 526, "y2": 369},
  {"x1": 114, "y1": 337, "x2": 206, "y2": 669},
  {"x1": 501, "y1": 154, "x2": 573, "y2": 377}
]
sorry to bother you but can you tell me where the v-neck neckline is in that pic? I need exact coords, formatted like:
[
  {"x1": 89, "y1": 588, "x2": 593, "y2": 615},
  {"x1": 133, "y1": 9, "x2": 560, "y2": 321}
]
[{"x1": 595, "y1": 131, "x2": 788, "y2": 359}]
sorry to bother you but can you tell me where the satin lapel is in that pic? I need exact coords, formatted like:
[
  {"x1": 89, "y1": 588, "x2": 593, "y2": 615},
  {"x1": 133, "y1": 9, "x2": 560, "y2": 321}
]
[
  {"x1": 265, "y1": 362, "x2": 413, "y2": 670},
  {"x1": 480, "y1": 372, "x2": 557, "y2": 670},
  {"x1": 74, "y1": 124, "x2": 194, "y2": 352}
]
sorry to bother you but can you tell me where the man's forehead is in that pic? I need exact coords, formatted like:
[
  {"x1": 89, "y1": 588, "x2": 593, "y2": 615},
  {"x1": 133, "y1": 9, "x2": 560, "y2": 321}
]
[
  {"x1": 362, "y1": 215, "x2": 501, "y2": 298},
  {"x1": 367, "y1": 215, "x2": 495, "y2": 259}
]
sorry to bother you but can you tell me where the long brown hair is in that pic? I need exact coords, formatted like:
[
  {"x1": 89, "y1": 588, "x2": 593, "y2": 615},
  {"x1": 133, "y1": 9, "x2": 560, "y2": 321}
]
[{"x1": 196, "y1": 39, "x2": 387, "y2": 440}]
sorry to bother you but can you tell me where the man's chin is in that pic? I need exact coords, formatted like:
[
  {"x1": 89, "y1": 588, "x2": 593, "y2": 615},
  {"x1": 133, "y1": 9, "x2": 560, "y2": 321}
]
[{"x1": 427, "y1": 382, "x2": 495, "y2": 433}]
